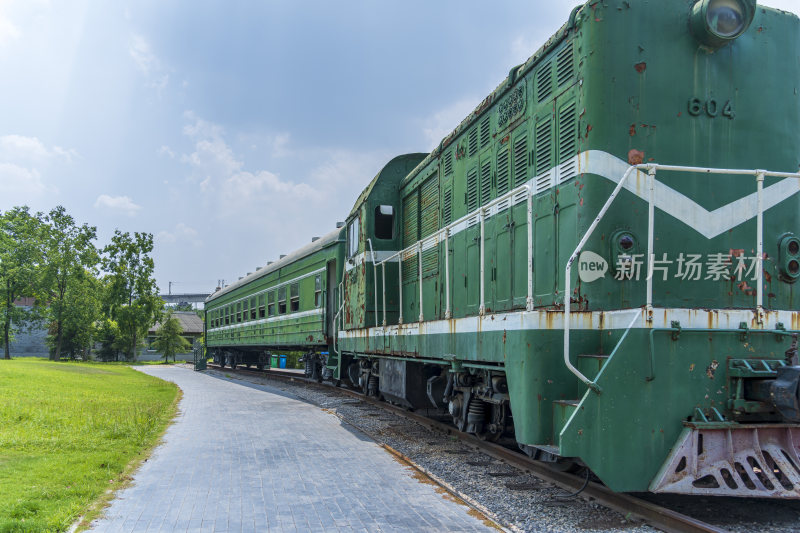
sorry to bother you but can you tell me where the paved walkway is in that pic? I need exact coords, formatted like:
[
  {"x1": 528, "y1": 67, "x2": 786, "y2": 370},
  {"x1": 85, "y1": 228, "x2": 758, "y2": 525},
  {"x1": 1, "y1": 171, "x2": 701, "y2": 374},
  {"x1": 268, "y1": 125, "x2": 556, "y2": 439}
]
[{"x1": 88, "y1": 366, "x2": 492, "y2": 532}]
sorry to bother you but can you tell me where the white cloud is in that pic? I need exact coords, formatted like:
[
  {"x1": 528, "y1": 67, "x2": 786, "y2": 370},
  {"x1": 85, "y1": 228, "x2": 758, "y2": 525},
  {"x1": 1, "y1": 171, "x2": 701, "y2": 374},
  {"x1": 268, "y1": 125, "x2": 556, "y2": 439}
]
[
  {"x1": 421, "y1": 97, "x2": 479, "y2": 151},
  {"x1": 0, "y1": 134, "x2": 76, "y2": 162},
  {"x1": 271, "y1": 133, "x2": 291, "y2": 158},
  {"x1": 129, "y1": 33, "x2": 169, "y2": 94},
  {"x1": 156, "y1": 222, "x2": 202, "y2": 246},
  {"x1": 93, "y1": 194, "x2": 141, "y2": 216},
  {"x1": 0, "y1": 162, "x2": 50, "y2": 195},
  {"x1": 158, "y1": 145, "x2": 175, "y2": 158},
  {"x1": 0, "y1": 13, "x2": 20, "y2": 47},
  {"x1": 180, "y1": 113, "x2": 321, "y2": 212},
  {"x1": 0, "y1": 134, "x2": 72, "y2": 202}
]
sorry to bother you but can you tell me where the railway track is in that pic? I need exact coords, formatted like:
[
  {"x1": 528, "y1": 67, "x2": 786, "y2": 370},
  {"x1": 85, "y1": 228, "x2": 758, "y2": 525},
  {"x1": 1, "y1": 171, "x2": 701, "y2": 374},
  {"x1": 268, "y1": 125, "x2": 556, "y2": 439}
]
[{"x1": 206, "y1": 363, "x2": 728, "y2": 533}]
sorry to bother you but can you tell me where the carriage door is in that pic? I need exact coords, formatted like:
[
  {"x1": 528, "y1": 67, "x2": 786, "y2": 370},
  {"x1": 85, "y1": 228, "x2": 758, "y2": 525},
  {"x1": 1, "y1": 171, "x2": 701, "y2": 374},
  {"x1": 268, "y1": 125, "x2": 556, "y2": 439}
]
[
  {"x1": 325, "y1": 259, "x2": 337, "y2": 342},
  {"x1": 419, "y1": 171, "x2": 440, "y2": 321},
  {"x1": 493, "y1": 137, "x2": 513, "y2": 312}
]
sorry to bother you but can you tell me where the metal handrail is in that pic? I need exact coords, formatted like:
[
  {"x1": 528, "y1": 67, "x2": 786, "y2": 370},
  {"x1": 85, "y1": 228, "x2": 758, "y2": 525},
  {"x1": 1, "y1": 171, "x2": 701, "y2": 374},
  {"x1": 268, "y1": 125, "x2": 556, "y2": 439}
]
[
  {"x1": 563, "y1": 163, "x2": 800, "y2": 393},
  {"x1": 375, "y1": 183, "x2": 532, "y2": 326},
  {"x1": 366, "y1": 238, "x2": 378, "y2": 327}
]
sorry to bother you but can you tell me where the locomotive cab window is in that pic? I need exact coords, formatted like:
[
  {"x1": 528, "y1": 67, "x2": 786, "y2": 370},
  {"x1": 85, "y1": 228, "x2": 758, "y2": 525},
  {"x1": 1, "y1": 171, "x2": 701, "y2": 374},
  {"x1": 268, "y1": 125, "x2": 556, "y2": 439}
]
[
  {"x1": 347, "y1": 217, "x2": 360, "y2": 258},
  {"x1": 314, "y1": 274, "x2": 322, "y2": 307},
  {"x1": 290, "y1": 283, "x2": 300, "y2": 312},
  {"x1": 278, "y1": 287, "x2": 287, "y2": 314},
  {"x1": 374, "y1": 205, "x2": 394, "y2": 240}
]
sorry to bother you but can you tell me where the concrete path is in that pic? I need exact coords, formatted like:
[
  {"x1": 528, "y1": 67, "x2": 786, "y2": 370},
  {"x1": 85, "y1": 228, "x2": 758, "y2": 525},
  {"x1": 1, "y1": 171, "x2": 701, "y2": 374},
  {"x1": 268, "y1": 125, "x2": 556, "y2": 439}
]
[{"x1": 87, "y1": 366, "x2": 493, "y2": 532}]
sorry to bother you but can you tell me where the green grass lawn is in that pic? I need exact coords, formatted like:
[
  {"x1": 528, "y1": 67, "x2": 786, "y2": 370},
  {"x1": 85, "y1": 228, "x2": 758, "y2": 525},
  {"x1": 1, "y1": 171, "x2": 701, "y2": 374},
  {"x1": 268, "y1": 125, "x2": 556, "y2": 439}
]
[{"x1": 0, "y1": 359, "x2": 179, "y2": 532}]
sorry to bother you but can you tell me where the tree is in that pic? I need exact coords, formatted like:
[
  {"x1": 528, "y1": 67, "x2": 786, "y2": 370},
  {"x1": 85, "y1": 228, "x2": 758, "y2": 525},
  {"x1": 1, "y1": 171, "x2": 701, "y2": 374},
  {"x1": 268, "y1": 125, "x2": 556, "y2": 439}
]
[
  {"x1": 41, "y1": 206, "x2": 99, "y2": 360},
  {"x1": 94, "y1": 317, "x2": 121, "y2": 361},
  {"x1": 152, "y1": 310, "x2": 191, "y2": 363},
  {"x1": 46, "y1": 273, "x2": 102, "y2": 359},
  {"x1": 0, "y1": 207, "x2": 47, "y2": 359},
  {"x1": 102, "y1": 231, "x2": 162, "y2": 361}
]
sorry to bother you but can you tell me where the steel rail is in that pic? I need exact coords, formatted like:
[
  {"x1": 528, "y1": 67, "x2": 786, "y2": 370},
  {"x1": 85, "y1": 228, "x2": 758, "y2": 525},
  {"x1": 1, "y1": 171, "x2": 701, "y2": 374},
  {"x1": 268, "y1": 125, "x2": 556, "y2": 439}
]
[{"x1": 206, "y1": 363, "x2": 729, "y2": 533}]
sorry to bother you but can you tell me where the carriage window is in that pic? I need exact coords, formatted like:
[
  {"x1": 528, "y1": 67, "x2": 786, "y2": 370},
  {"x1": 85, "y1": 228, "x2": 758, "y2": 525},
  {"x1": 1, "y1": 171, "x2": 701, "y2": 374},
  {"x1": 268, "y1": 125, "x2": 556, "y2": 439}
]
[
  {"x1": 268, "y1": 291, "x2": 275, "y2": 316},
  {"x1": 347, "y1": 217, "x2": 360, "y2": 258},
  {"x1": 250, "y1": 297, "x2": 257, "y2": 320},
  {"x1": 290, "y1": 283, "x2": 300, "y2": 312},
  {"x1": 278, "y1": 287, "x2": 287, "y2": 314},
  {"x1": 236, "y1": 302, "x2": 242, "y2": 323},
  {"x1": 258, "y1": 294, "x2": 265, "y2": 318},
  {"x1": 242, "y1": 300, "x2": 248, "y2": 322},
  {"x1": 225, "y1": 306, "x2": 230, "y2": 325},
  {"x1": 314, "y1": 274, "x2": 322, "y2": 307},
  {"x1": 375, "y1": 205, "x2": 394, "y2": 240}
]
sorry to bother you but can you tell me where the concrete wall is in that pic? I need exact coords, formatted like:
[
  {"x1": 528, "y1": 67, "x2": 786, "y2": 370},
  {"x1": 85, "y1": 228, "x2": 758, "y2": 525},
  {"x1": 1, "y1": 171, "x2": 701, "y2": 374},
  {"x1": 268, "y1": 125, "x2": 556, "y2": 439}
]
[
  {"x1": 6, "y1": 307, "x2": 49, "y2": 357},
  {"x1": 7, "y1": 326, "x2": 49, "y2": 357}
]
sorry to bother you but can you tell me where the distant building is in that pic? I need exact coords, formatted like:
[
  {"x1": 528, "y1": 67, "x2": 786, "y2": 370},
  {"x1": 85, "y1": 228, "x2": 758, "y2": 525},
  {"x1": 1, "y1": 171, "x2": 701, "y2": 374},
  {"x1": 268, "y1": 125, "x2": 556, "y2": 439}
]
[
  {"x1": 6, "y1": 298, "x2": 48, "y2": 357},
  {"x1": 140, "y1": 311, "x2": 204, "y2": 361}
]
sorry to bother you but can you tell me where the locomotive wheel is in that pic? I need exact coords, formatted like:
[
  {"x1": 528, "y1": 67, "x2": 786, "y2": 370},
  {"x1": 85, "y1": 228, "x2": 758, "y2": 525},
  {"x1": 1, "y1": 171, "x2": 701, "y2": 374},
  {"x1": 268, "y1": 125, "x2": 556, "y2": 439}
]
[
  {"x1": 478, "y1": 404, "x2": 505, "y2": 441},
  {"x1": 477, "y1": 428, "x2": 503, "y2": 442}
]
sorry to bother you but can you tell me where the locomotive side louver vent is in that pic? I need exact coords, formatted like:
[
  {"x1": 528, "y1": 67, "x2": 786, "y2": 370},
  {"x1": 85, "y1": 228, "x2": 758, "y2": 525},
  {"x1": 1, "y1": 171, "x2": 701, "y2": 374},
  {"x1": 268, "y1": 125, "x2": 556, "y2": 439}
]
[
  {"x1": 535, "y1": 115, "x2": 554, "y2": 193},
  {"x1": 536, "y1": 61, "x2": 553, "y2": 103},
  {"x1": 479, "y1": 116, "x2": 491, "y2": 149},
  {"x1": 557, "y1": 100, "x2": 578, "y2": 184},
  {"x1": 443, "y1": 187, "x2": 452, "y2": 225},
  {"x1": 420, "y1": 174, "x2": 439, "y2": 277},
  {"x1": 402, "y1": 190, "x2": 419, "y2": 282},
  {"x1": 496, "y1": 146, "x2": 510, "y2": 196},
  {"x1": 513, "y1": 134, "x2": 528, "y2": 187},
  {"x1": 443, "y1": 150, "x2": 453, "y2": 176},
  {"x1": 466, "y1": 167, "x2": 478, "y2": 212},
  {"x1": 468, "y1": 128, "x2": 479, "y2": 157},
  {"x1": 480, "y1": 159, "x2": 492, "y2": 205},
  {"x1": 556, "y1": 43, "x2": 574, "y2": 87}
]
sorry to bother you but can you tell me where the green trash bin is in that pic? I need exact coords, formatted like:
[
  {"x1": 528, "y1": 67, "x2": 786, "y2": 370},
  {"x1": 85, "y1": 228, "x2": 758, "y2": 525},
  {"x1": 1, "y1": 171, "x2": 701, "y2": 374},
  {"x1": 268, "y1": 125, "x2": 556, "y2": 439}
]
[{"x1": 271, "y1": 355, "x2": 278, "y2": 368}]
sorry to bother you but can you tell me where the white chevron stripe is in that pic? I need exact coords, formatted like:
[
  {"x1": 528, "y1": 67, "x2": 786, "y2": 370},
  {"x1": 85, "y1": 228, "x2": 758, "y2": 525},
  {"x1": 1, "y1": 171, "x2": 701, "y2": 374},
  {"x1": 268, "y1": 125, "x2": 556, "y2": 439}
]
[{"x1": 579, "y1": 151, "x2": 800, "y2": 239}]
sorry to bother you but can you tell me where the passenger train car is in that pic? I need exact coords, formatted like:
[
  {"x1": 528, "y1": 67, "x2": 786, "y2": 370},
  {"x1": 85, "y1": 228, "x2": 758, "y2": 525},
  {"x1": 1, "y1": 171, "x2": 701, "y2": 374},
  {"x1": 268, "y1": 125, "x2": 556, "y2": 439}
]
[{"x1": 206, "y1": 0, "x2": 800, "y2": 498}]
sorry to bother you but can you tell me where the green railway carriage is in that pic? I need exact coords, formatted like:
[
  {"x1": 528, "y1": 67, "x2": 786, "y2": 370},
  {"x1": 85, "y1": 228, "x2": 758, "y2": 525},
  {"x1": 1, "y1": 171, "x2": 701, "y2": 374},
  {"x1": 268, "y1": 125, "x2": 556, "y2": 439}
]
[
  {"x1": 205, "y1": 227, "x2": 344, "y2": 373},
  {"x1": 209, "y1": 0, "x2": 800, "y2": 499}
]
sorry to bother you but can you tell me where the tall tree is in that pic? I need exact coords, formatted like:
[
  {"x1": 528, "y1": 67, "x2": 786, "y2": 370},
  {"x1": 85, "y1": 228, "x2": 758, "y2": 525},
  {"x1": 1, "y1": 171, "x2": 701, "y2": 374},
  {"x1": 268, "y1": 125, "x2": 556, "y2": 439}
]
[
  {"x1": 46, "y1": 272, "x2": 102, "y2": 359},
  {"x1": 102, "y1": 231, "x2": 162, "y2": 361},
  {"x1": 152, "y1": 310, "x2": 191, "y2": 363},
  {"x1": 41, "y1": 206, "x2": 99, "y2": 360},
  {"x1": 0, "y1": 207, "x2": 46, "y2": 359}
]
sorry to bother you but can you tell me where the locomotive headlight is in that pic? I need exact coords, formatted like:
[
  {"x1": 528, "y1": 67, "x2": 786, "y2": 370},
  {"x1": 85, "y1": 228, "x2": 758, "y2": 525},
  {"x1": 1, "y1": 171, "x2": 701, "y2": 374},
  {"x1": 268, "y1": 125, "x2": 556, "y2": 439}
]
[
  {"x1": 690, "y1": 0, "x2": 756, "y2": 49},
  {"x1": 778, "y1": 233, "x2": 800, "y2": 282}
]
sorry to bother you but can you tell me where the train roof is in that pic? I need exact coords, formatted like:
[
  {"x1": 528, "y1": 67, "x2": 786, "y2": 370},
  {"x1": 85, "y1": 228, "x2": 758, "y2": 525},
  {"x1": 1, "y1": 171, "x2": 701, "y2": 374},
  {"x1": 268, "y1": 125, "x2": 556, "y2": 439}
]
[
  {"x1": 206, "y1": 227, "x2": 343, "y2": 304},
  {"x1": 401, "y1": 5, "x2": 581, "y2": 188},
  {"x1": 347, "y1": 153, "x2": 428, "y2": 218}
]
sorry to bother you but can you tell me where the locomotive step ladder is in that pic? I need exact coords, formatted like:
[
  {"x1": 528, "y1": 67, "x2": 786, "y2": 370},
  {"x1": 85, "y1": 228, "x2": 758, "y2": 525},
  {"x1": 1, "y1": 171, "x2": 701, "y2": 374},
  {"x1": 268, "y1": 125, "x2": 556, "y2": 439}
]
[
  {"x1": 576, "y1": 353, "x2": 609, "y2": 381},
  {"x1": 552, "y1": 353, "x2": 609, "y2": 437},
  {"x1": 552, "y1": 399, "x2": 581, "y2": 440}
]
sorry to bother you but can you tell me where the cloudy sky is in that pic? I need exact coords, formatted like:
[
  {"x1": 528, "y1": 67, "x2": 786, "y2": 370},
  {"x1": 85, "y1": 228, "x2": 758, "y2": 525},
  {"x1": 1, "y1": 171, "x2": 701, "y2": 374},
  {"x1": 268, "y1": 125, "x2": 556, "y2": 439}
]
[{"x1": 1, "y1": 1, "x2": 797, "y2": 296}]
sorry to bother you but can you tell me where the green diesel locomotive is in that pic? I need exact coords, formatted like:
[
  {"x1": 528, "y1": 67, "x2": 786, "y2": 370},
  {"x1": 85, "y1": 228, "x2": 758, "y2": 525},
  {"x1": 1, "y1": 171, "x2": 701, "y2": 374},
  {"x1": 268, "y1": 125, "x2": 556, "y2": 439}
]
[{"x1": 206, "y1": 0, "x2": 800, "y2": 498}]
